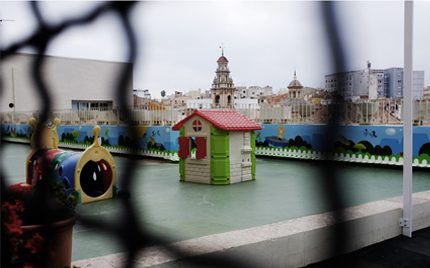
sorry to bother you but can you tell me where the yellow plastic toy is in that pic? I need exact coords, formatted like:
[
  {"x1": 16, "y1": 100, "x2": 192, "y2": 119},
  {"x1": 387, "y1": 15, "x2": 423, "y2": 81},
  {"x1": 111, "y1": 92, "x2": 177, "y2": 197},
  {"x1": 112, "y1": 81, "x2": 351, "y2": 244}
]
[
  {"x1": 74, "y1": 126, "x2": 117, "y2": 204},
  {"x1": 25, "y1": 118, "x2": 61, "y2": 179},
  {"x1": 26, "y1": 118, "x2": 117, "y2": 204}
]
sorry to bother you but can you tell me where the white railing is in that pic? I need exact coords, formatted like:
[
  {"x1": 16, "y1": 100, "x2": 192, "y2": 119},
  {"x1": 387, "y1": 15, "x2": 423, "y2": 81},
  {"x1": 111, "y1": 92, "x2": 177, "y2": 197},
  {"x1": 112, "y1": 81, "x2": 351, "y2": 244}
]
[{"x1": 2, "y1": 99, "x2": 430, "y2": 126}]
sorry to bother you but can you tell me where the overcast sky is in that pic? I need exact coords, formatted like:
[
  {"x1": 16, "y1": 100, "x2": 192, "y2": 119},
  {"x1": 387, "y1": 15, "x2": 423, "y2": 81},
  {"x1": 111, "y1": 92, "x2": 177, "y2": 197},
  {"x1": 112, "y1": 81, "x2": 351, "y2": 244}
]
[{"x1": 1, "y1": 1, "x2": 430, "y2": 98}]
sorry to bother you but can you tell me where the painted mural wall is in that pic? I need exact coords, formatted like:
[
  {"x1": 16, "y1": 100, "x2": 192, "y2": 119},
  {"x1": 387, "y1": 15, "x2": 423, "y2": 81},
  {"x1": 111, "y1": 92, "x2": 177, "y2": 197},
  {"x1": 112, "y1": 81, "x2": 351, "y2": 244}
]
[
  {"x1": 256, "y1": 124, "x2": 430, "y2": 167},
  {"x1": 2, "y1": 123, "x2": 430, "y2": 167},
  {"x1": 1, "y1": 124, "x2": 181, "y2": 160}
]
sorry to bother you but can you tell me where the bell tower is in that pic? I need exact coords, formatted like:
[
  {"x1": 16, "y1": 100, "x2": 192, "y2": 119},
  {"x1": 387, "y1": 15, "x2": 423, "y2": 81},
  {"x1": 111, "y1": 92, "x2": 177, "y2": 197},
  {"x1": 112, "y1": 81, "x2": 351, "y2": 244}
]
[{"x1": 211, "y1": 47, "x2": 235, "y2": 108}]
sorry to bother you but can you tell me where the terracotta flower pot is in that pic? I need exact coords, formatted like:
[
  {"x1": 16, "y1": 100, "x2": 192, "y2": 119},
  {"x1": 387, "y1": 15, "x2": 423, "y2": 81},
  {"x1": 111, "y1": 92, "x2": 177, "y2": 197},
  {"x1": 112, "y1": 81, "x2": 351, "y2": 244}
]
[{"x1": 20, "y1": 212, "x2": 78, "y2": 268}]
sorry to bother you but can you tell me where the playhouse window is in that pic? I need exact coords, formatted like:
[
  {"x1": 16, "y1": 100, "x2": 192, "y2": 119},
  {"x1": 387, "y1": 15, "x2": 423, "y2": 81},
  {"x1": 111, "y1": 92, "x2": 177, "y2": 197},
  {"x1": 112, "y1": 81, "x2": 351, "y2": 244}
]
[
  {"x1": 195, "y1": 137, "x2": 207, "y2": 159},
  {"x1": 178, "y1": 136, "x2": 206, "y2": 159},
  {"x1": 192, "y1": 120, "x2": 202, "y2": 132},
  {"x1": 178, "y1": 137, "x2": 190, "y2": 158}
]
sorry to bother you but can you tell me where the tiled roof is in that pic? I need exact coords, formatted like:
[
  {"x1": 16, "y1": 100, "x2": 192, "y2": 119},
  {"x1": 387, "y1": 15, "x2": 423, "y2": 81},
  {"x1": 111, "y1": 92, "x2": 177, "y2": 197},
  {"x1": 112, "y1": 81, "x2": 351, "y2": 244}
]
[
  {"x1": 172, "y1": 110, "x2": 262, "y2": 131},
  {"x1": 217, "y1": 56, "x2": 229, "y2": 63}
]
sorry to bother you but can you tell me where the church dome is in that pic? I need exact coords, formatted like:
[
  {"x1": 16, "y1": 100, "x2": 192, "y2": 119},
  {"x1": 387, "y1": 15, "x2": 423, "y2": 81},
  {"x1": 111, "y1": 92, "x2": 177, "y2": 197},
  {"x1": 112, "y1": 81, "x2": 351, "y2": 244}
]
[
  {"x1": 217, "y1": 56, "x2": 229, "y2": 62},
  {"x1": 288, "y1": 79, "x2": 302, "y2": 88},
  {"x1": 288, "y1": 70, "x2": 303, "y2": 88}
]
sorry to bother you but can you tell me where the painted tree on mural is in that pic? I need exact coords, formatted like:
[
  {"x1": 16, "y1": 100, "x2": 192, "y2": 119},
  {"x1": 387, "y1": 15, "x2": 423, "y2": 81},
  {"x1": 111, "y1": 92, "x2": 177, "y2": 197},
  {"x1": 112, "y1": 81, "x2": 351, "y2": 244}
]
[
  {"x1": 419, "y1": 143, "x2": 430, "y2": 156},
  {"x1": 118, "y1": 135, "x2": 133, "y2": 147},
  {"x1": 334, "y1": 139, "x2": 355, "y2": 152},
  {"x1": 147, "y1": 141, "x2": 165, "y2": 151},
  {"x1": 83, "y1": 135, "x2": 94, "y2": 144},
  {"x1": 61, "y1": 132, "x2": 77, "y2": 143},
  {"x1": 287, "y1": 136, "x2": 312, "y2": 149},
  {"x1": 334, "y1": 140, "x2": 392, "y2": 156},
  {"x1": 374, "y1": 145, "x2": 392, "y2": 156},
  {"x1": 81, "y1": 135, "x2": 110, "y2": 146}
]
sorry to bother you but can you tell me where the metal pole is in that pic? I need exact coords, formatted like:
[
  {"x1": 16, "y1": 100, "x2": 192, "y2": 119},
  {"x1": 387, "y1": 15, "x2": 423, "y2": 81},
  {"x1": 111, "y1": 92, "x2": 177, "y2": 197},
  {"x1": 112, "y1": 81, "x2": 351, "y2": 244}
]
[
  {"x1": 401, "y1": 0, "x2": 413, "y2": 237},
  {"x1": 11, "y1": 68, "x2": 16, "y2": 123}
]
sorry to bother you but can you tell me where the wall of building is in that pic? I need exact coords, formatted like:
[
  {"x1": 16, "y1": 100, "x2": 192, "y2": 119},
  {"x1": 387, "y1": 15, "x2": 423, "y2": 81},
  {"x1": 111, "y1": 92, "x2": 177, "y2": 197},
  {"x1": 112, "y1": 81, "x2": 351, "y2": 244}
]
[
  {"x1": 1, "y1": 53, "x2": 133, "y2": 113},
  {"x1": 352, "y1": 70, "x2": 368, "y2": 97},
  {"x1": 385, "y1": 68, "x2": 404, "y2": 99},
  {"x1": 326, "y1": 67, "x2": 424, "y2": 100},
  {"x1": 368, "y1": 72, "x2": 378, "y2": 99},
  {"x1": 413, "y1": 71, "x2": 425, "y2": 99}
]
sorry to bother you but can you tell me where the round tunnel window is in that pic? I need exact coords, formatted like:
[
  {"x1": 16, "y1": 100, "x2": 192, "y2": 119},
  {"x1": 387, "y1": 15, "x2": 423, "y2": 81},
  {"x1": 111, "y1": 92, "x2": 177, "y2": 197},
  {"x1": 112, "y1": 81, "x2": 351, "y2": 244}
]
[{"x1": 80, "y1": 160, "x2": 112, "y2": 198}]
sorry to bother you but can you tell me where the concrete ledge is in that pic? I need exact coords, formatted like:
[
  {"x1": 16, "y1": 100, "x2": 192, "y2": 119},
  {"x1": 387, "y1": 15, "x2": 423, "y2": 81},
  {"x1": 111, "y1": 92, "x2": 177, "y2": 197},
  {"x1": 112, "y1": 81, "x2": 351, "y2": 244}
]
[{"x1": 72, "y1": 190, "x2": 430, "y2": 268}]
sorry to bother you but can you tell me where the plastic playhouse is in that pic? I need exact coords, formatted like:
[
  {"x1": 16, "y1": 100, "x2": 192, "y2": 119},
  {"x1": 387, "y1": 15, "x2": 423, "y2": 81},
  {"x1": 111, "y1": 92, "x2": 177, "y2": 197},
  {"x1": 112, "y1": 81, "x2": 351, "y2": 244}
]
[
  {"x1": 172, "y1": 110, "x2": 262, "y2": 184},
  {"x1": 25, "y1": 118, "x2": 117, "y2": 204}
]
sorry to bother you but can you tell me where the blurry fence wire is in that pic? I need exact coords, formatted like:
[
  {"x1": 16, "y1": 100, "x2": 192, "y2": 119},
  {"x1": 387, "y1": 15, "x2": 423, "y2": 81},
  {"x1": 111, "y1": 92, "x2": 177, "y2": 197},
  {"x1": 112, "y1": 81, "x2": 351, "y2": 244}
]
[{"x1": 0, "y1": 1, "x2": 355, "y2": 267}]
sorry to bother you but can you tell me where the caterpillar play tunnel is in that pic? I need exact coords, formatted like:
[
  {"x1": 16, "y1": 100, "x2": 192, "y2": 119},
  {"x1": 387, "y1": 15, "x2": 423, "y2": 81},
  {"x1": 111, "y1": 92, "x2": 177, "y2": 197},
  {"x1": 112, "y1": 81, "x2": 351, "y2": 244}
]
[{"x1": 25, "y1": 118, "x2": 117, "y2": 204}]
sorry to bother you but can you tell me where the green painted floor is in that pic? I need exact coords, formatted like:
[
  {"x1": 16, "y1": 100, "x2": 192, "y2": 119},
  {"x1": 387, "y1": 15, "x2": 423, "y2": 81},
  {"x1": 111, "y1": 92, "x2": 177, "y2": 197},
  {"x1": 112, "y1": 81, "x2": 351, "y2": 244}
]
[{"x1": 1, "y1": 142, "x2": 430, "y2": 261}]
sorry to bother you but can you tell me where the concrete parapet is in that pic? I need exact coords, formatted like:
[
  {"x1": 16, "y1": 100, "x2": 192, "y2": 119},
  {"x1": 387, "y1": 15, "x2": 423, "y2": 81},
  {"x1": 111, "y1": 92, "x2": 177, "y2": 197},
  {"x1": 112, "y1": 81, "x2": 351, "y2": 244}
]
[{"x1": 72, "y1": 190, "x2": 430, "y2": 268}]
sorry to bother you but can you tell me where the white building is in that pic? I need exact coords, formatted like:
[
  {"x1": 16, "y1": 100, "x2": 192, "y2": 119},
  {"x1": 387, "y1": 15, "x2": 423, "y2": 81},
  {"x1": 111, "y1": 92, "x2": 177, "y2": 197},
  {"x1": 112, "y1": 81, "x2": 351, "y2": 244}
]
[
  {"x1": 235, "y1": 99, "x2": 259, "y2": 109},
  {"x1": 278, "y1": 88, "x2": 289, "y2": 95},
  {"x1": 133, "y1": 89, "x2": 151, "y2": 99},
  {"x1": 1, "y1": 53, "x2": 133, "y2": 113},
  {"x1": 189, "y1": 88, "x2": 202, "y2": 99},
  {"x1": 239, "y1": 85, "x2": 273, "y2": 99},
  {"x1": 202, "y1": 90, "x2": 212, "y2": 99},
  {"x1": 187, "y1": 99, "x2": 213, "y2": 109},
  {"x1": 186, "y1": 98, "x2": 258, "y2": 110}
]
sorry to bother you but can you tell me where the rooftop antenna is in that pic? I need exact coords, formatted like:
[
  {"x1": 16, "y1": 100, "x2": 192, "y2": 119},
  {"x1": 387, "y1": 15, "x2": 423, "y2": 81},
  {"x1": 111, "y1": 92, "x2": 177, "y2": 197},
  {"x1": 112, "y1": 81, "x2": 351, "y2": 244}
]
[{"x1": 0, "y1": 18, "x2": 15, "y2": 27}]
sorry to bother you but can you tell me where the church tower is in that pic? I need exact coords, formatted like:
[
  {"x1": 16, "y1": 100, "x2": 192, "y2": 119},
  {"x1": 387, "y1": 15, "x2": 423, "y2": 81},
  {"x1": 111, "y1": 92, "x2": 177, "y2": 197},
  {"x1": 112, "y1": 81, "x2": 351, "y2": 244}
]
[
  {"x1": 211, "y1": 50, "x2": 235, "y2": 108},
  {"x1": 288, "y1": 70, "x2": 304, "y2": 99}
]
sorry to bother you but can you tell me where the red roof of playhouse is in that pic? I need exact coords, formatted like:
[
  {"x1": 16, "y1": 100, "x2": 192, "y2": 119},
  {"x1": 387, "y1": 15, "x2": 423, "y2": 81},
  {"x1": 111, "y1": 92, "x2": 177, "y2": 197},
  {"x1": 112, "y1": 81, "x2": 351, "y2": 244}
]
[{"x1": 172, "y1": 110, "x2": 262, "y2": 131}]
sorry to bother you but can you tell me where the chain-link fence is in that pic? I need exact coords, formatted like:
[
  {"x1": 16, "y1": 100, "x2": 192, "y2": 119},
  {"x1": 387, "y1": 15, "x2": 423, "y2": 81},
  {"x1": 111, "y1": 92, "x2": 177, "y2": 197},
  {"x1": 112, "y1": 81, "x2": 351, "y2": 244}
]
[{"x1": 0, "y1": 2, "x2": 367, "y2": 267}]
